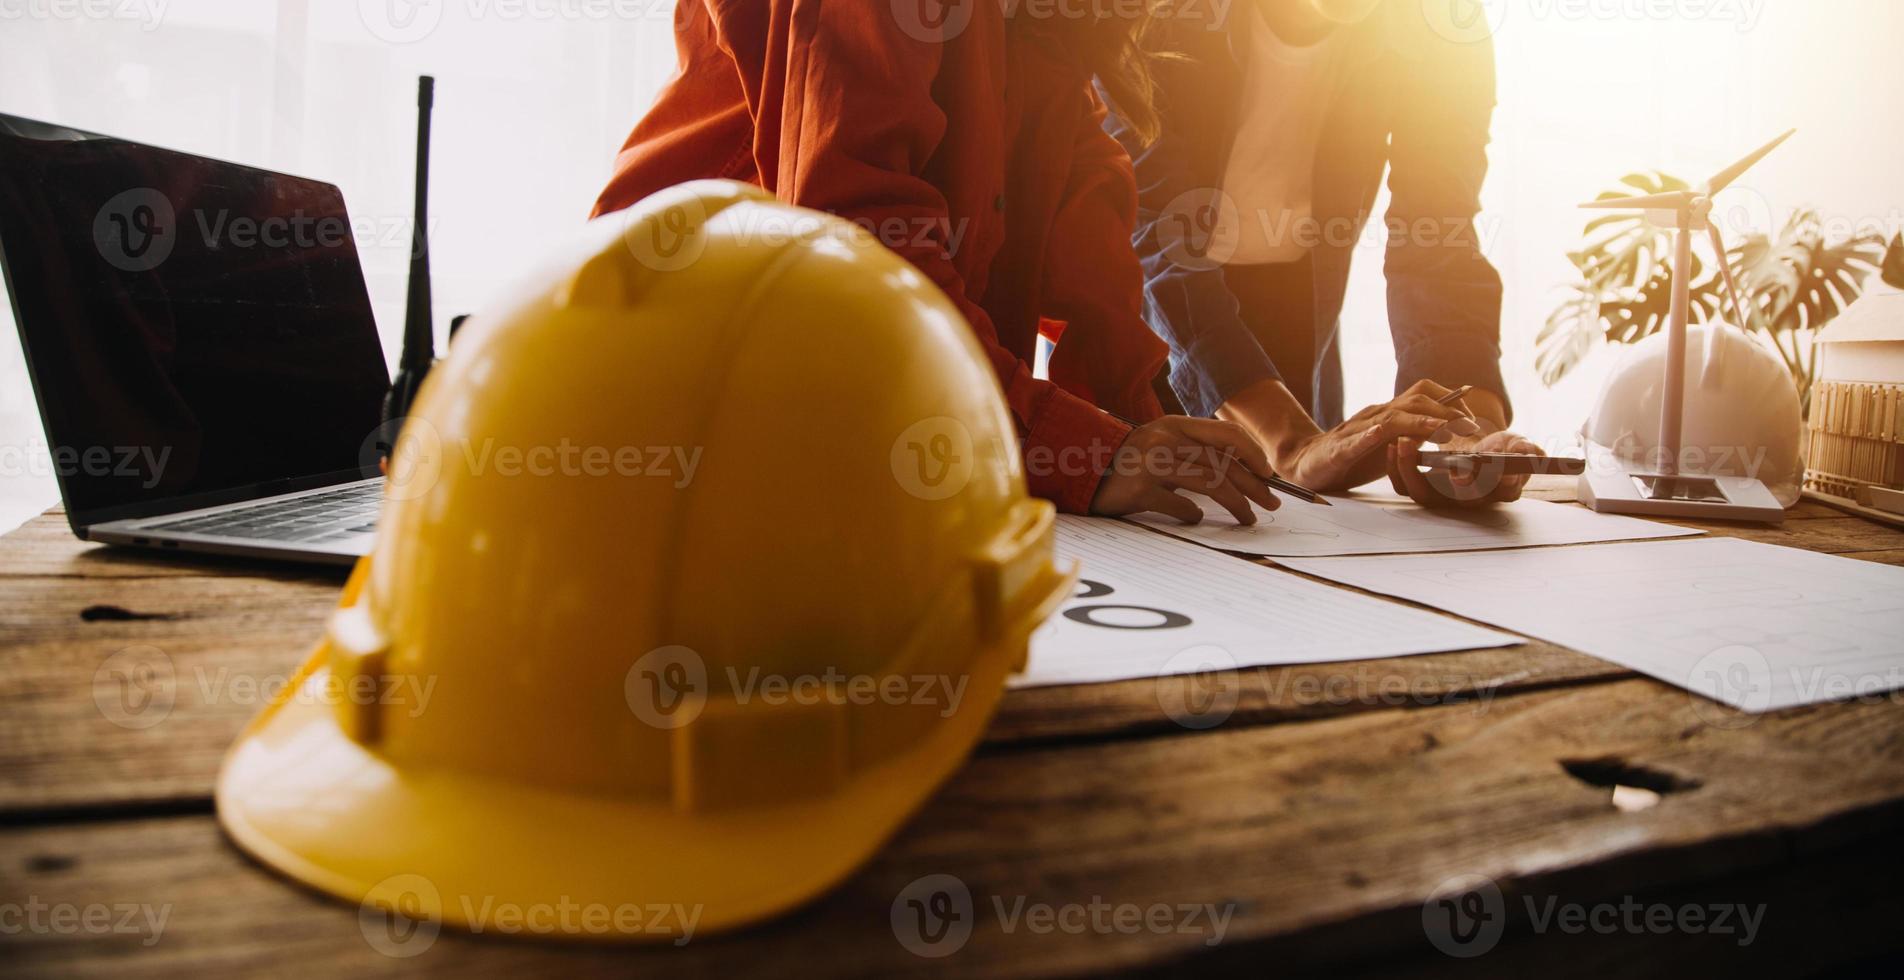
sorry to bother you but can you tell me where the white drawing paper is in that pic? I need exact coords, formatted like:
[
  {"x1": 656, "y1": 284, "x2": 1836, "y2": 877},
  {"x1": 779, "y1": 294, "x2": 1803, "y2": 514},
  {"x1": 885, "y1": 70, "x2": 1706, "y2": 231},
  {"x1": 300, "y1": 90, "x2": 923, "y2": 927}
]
[
  {"x1": 1017, "y1": 516, "x2": 1519, "y2": 689},
  {"x1": 1277, "y1": 537, "x2": 1904, "y2": 712},
  {"x1": 1131, "y1": 493, "x2": 1698, "y2": 558}
]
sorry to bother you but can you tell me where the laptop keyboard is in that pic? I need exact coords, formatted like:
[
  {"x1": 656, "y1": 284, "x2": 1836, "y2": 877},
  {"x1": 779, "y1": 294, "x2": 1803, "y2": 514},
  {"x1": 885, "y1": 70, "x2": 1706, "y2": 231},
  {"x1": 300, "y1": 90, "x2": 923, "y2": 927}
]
[{"x1": 144, "y1": 483, "x2": 382, "y2": 544}]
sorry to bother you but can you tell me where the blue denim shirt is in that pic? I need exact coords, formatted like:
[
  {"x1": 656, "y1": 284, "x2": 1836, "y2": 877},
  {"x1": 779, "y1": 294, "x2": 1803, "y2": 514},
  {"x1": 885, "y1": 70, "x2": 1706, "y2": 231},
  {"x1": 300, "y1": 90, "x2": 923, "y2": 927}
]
[{"x1": 1106, "y1": 5, "x2": 1510, "y2": 425}]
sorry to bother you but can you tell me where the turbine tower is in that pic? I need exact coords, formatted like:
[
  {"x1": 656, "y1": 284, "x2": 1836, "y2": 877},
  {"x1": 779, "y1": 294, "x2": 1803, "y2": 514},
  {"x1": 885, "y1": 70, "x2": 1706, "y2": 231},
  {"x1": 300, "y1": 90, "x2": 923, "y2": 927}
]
[{"x1": 1576, "y1": 130, "x2": 1795, "y2": 521}]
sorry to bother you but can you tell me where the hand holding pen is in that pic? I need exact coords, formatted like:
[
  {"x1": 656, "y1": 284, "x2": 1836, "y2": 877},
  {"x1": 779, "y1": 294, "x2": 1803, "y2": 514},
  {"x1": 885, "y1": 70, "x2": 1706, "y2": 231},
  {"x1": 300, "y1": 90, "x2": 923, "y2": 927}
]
[
  {"x1": 1264, "y1": 380, "x2": 1484, "y2": 494},
  {"x1": 1092, "y1": 414, "x2": 1286, "y2": 525},
  {"x1": 1111, "y1": 406, "x2": 1330, "y2": 506},
  {"x1": 1094, "y1": 381, "x2": 1486, "y2": 524},
  {"x1": 1387, "y1": 385, "x2": 1549, "y2": 508}
]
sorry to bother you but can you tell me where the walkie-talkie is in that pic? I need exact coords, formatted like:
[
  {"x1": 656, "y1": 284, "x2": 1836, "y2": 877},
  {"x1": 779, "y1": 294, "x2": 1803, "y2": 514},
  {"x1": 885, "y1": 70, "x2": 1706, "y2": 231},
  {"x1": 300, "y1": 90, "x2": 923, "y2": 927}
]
[{"x1": 378, "y1": 75, "x2": 438, "y2": 457}]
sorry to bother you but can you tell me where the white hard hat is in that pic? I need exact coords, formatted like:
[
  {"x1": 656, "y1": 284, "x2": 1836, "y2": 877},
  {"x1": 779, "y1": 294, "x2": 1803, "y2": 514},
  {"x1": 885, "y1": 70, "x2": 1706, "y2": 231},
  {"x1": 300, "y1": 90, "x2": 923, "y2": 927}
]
[{"x1": 1584, "y1": 324, "x2": 1804, "y2": 505}]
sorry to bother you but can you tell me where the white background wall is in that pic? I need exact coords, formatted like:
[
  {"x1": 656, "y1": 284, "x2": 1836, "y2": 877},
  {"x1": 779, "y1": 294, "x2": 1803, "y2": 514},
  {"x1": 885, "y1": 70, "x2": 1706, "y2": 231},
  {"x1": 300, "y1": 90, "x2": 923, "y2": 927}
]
[{"x1": 2, "y1": 0, "x2": 1901, "y2": 532}]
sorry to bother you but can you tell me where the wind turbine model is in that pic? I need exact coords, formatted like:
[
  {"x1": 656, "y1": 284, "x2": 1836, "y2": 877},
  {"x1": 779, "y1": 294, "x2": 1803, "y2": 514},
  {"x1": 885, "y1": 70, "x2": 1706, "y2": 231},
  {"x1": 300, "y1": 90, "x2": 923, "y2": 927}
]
[{"x1": 1575, "y1": 129, "x2": 1797, "y2": 522}]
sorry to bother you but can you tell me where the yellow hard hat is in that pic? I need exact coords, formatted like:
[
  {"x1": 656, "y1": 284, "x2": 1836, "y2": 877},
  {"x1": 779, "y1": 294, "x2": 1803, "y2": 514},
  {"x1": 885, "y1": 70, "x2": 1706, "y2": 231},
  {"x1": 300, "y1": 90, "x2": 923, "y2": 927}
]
[{"x1": 215, "y1": 180, "x2": 1074, "y2": 943}]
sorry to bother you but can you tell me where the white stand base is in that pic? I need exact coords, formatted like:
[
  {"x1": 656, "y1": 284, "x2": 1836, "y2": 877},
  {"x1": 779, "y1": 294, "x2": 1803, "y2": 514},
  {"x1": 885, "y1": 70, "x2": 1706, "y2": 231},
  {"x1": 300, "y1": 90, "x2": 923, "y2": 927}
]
[{"x1": 1579, "y1": 469, "x2": 1785, "y2": 523}]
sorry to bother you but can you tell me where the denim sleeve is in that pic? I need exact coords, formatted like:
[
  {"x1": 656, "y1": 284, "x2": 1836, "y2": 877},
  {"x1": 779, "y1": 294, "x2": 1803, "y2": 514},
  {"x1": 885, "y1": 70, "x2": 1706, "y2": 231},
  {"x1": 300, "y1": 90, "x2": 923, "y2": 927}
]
[
  {"x1": 1383, "y1": 18, "x2": 1511, "y2": 423},
  {"x1": 1102, "y1": 64, "x2": 1279, "y2": 420}
]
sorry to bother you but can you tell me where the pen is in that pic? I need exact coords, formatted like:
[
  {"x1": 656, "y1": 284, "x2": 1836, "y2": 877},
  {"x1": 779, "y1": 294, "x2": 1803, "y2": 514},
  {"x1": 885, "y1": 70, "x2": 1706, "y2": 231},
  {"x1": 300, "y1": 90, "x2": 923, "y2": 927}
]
[
  {"x1": 1105, "y1": 411, "x2": 1331, "y2": 507},
  {"x1": 1264, "y1": 473, "x2": 1332, "y2": 507},
  {"x1": 1341, "y1": 384, "x2": 1481, "y2": 469},
  {"x1": 1437, "y1": 385, "x2": 1477, "y2": 420},
  {"x1": 1366, "y1": 385, "x2": 1476, "y2": 448}
]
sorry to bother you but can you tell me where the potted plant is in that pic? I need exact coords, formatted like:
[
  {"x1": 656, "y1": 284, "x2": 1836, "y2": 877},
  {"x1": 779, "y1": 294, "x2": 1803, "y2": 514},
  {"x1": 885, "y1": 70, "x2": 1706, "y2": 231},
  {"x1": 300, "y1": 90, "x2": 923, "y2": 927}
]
[{"x1": 1537, "y1": 171, "x2": 1888, "y2": 416}]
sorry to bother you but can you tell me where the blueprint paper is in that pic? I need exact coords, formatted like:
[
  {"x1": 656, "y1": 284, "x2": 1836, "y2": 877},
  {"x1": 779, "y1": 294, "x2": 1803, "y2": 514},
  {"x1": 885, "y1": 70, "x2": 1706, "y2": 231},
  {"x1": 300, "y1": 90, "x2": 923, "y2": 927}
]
[
  {"x1": 1131, "y1": 493, "x2": 1697, "y2": 558},
  {"x1": 1278, "y1": 538, "x2": 1904, "y2": 712},
  {"x1": 1017, "y1": 517, "x2": 1519, "y2": 689}
]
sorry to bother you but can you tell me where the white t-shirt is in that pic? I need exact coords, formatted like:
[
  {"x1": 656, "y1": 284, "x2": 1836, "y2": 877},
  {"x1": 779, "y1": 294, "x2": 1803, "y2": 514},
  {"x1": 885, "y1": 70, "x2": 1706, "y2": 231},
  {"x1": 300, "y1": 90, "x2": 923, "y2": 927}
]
[{"x1": 1213, "y1": 9, "x2": 1347, "y2": 266}]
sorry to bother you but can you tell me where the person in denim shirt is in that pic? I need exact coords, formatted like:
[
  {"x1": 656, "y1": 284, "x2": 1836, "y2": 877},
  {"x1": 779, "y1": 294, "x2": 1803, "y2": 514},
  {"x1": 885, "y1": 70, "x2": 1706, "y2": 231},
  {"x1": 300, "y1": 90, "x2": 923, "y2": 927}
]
[{"x1": 1109, "y1": 0, "x2": 1544, "y2": 506}]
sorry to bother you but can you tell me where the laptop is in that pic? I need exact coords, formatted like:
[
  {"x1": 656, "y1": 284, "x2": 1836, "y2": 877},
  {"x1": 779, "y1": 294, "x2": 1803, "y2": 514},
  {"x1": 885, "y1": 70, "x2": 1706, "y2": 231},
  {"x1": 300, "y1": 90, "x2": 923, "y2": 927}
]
[{"x1": 0, "y1": 112, "x2": 392, "y2": 565}]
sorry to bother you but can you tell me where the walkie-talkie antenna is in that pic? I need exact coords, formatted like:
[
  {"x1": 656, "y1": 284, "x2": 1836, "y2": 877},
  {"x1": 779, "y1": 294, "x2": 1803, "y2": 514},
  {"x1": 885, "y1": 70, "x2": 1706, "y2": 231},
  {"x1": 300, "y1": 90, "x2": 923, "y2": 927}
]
[
  {"x1": 401, "y1": 75, "x2": 436, "y2": 373},
  {"x1": 377, "y1": 75, "x2": 440, "y2": 459}
]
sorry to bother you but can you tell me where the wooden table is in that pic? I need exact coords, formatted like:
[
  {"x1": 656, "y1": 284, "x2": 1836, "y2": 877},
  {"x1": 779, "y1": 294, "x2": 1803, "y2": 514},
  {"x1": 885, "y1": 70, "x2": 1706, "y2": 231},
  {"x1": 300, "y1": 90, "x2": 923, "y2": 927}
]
[{"x1": 5, "y1": 481, "x2": 1904, "y2": 976}]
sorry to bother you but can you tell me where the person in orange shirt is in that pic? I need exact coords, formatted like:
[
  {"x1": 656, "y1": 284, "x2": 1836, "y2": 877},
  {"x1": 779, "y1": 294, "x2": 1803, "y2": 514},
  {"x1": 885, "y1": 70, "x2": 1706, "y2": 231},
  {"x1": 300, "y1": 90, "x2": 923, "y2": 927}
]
[{"x1": 593, "y1": 1, "x2": 1472, "y2": 523}]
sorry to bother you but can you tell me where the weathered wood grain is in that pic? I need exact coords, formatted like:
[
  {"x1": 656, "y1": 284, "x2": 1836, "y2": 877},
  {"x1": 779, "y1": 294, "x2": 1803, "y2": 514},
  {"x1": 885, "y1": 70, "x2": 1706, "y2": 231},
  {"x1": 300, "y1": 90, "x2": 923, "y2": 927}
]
[
  {"x1": 0, "y1": 506, "x2": 1604, "y2": 816},
  {"x1": 0, "y1": 568, "x2": 345, "y2": 816},
  {"x1": 1695, "y1": 516, "x2": 1904, "y2": 554},
  {"x1": 6, "y1": 496, "x2": 1898, "y2": 819},
  {"x1": 1839, "y1": 549, "x2": 1904, "y2": 565},
  {"x1": 989, "y1": 642, "x2": 1618, "y2": 745},
  {"x1": 3, "y1": 679, "x2": 1900, "y2": 977}
]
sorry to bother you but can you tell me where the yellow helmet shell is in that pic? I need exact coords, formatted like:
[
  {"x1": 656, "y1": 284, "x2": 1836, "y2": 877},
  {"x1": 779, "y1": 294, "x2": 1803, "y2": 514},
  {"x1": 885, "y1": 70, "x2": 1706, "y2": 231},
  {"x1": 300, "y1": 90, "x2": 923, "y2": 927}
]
[{"x1": 216, "y1": 181, "x2": 1074, "y2": 942}]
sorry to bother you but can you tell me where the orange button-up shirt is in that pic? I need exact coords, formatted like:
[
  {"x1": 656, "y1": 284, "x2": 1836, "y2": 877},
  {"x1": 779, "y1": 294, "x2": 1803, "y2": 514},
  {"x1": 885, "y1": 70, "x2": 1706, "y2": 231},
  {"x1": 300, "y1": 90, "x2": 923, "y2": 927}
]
[{"x1": 593, "y1": 0, "x2": 1167, "y2": 513}]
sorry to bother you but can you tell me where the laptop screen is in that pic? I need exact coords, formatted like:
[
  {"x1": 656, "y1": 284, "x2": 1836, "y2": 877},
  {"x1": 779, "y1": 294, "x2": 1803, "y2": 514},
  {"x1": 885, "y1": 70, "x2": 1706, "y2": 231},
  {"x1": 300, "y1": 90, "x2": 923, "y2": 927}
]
[{"x1": 0, "y1": 114, "x2": 390, "y2": 525}]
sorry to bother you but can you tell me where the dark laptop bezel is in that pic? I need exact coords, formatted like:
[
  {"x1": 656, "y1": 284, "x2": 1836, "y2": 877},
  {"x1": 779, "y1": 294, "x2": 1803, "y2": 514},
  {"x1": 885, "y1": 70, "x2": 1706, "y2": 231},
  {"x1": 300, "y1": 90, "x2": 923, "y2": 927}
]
[{"x1": 0, "y1": 112, "x2": 389, "y2": 537}]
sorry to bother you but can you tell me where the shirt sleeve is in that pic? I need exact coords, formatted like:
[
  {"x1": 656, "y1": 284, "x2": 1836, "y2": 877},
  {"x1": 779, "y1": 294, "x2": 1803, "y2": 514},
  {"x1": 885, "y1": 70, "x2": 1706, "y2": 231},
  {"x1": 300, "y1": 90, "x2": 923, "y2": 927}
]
[
  {"x1": 709, "y1": 0, "x2": 1130, "y2": 512},
  {"x1": 1037, "y1": 89, "x2": 1170, "y2": 506},
  {"x1": 1383, "y1": 16, "x2": 1512, "y2": 422},
  {"x1": 1105, "y1": 19, "x2": 1282, "y2": 421}
]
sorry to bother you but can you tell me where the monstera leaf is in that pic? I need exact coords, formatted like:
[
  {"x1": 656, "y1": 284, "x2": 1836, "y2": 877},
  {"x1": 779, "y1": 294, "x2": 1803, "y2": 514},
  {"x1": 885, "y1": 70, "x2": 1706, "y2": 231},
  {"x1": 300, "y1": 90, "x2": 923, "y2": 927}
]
[
  {"x1": 1570, "y1": 172, "x2": 1690, "y2": 289},
  {"x1": 1539, "y1": 176, "x2": 1884, "y2": 400},
  {"x1": 1599, "y1": 252, "x2": 1726, "y2": 344},
  {"x1": 1536, "y1": 172, "x2": 1722, "y2": 385},
  {"x1": 1535, "y1": 284, "x2": 1600, "y2": 386},
  {"x1": 1883, "y1": 234, "x2": 1904, "y2": 289},
  {"x1": 1731, "y1": 209, "x2": 1884, "y2": 336}
]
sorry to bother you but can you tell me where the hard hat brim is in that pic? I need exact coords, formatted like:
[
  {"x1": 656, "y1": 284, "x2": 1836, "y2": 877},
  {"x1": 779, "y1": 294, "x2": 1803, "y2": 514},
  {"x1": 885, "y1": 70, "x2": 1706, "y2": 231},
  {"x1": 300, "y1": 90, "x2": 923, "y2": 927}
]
[{"x1": 215, "y1": 629, "x2": 1019, "y2": 943}]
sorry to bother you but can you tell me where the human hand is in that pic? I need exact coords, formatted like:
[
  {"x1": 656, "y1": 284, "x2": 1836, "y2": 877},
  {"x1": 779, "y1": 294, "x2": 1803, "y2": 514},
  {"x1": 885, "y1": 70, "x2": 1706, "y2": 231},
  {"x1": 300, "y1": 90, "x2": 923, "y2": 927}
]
[
  {"x1": 1089, "y1": 417, "x2": 1282, "y2": 525},
  {"x1": 1388, "y1": 430, "x2": 1545, "y2": 507},
  {"x1": 1274, "y1": 380, "x2": 1482, "y2": 492}
]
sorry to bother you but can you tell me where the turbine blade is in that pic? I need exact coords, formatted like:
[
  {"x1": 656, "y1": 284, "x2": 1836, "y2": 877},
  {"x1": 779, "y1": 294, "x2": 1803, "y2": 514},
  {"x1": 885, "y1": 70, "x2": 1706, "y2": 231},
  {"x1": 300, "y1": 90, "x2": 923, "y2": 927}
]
[
  {"x1": 1706, "y1": 129, "x2": 1796, "y2": 194},
  {"x1": 1578, "y1": 190, "x2": 1695, "y2": 210},
  {"x1": 1707, "y1": 222, "x2": 1753, "y2": 331}
]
